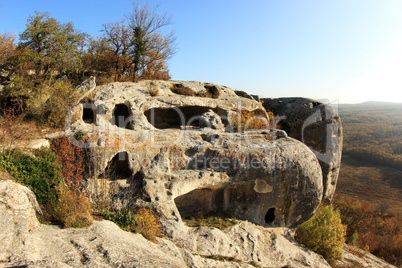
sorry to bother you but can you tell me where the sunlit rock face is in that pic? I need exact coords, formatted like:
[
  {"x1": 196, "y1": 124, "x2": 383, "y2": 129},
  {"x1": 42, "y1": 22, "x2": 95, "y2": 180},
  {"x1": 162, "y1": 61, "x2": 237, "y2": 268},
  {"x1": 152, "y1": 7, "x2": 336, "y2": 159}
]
[
  {"x1": 261, "y1": 97, "x2": 343, "y2": 203},
  {"x1": 65, "y1": 80, "x2": 336, "y2": 230}
]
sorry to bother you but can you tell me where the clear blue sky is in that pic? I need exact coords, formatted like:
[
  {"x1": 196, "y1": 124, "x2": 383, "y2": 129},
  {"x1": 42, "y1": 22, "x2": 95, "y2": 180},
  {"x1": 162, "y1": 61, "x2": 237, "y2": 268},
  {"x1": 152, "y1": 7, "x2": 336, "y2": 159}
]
[{"x1": 1, "y1": 0, "x2": 402, "y2": 103}]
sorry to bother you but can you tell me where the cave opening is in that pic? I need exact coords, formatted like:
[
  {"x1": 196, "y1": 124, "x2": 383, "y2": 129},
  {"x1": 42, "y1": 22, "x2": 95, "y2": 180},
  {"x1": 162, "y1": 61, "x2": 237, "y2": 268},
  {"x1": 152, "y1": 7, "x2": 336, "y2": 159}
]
[
  {"x1": 174, "y1": 188, "x2": 213, "y2": 218},
  {"x1": 104, "y1": 152, "x2": 132, "y2": 179},
  {"x1": 144, "y1": 106, "x2": 224, "y2": 129},
  {"x1": 112, "y1": 103, "x2": 133, "y2": 129},
  {"x1": 204, "y1": 85, "x2": 220, "y2": 98},
  {"x1": 174, "y1": 187, "x2": 227, "y2": 219},
  {"x1": 82, "y1": 105, "x2": 95, "y2": 124},
  {"x1": 265, "y1": 207, "x2": 276, "y2": 224}
]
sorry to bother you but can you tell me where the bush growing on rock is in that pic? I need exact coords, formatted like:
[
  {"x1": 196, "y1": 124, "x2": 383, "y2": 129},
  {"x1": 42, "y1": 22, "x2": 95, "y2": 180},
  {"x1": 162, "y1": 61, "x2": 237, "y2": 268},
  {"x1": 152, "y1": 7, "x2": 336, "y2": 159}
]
[
  {"x1": 0, "y1": 148, "x2": 62, "y2": 211},
  {"x1": 50, "y1": 136, "x2": 92, "y2": 227},
  {"x1": 0, "y1": 139, "x2": 93, "y2": 228},
  {"x1": 55, "y1": 184, "x2": 93, "y2": 228},
  {"x1": 101, "y1": 208, "x2": 137, "y2": 232},
  {"x1": 26, "y1": 80, "x2": 80, "y2": 127},
  {"x1": 230, "y1": 110, "x2": 274, "y2": 131},
  {"x1": 295, "y1": 205, "x2": 346, "y2": 265},
  {"x1": 135, "y1": 207, "x2": 163, "y2": 242},
  {"x1": 102, "y1": 207, "x2": 162, "y2": 243}
]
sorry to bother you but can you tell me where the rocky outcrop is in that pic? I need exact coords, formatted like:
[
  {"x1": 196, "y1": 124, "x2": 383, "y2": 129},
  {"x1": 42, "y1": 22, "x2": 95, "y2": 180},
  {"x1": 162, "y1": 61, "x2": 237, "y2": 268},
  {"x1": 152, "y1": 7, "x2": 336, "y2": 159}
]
[
  {"x1": 65, "y1": 80, "x2": 325, "y2": 230},
  {"x1": 75, "y1": 76, "x2": 96, "y2": 97},
  {"x1": 261, "y1": 98, "x2": 343, "y2": 202},
  {"x1": 1, "y1": 179, "x2": 395, "y2": 268},
  {"x1": 0, "y1": 179, "x2": 331, "y2": 267}
]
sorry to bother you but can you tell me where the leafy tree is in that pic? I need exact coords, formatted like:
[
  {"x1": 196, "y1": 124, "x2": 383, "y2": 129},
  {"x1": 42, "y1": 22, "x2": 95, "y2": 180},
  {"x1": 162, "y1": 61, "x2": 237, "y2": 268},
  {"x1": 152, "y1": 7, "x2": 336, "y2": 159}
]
[
  {"x1": 17, "y1": 11, "x2": 87, "y2": 79},
  {"x1": 1, "y1": 12, "x2": 87, "y2": 124},
  {"x1": 99, "y1": 20, "x2": 132, "y2": 78},
  {"x1": 133, "y1": 26, "x2": 146, "y2": 81}
]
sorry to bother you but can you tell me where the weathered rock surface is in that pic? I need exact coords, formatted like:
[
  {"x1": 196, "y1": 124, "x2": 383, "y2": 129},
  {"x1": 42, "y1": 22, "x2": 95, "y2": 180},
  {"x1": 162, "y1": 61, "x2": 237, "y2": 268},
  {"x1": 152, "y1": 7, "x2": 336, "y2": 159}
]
[
  {"x1": 0, "y1": 179, "x2": 330, "y2": 267},
  {"x1": 27, "y1": 139, "x2": 50, "y2": 149},
  {"x1": 1, "y1": 179, "x2": 395, "y2": 268},
  {"x1": 75, "y1": 76, "x2": 96, "y2": 96},
  {"x1": 261, "y1": 97, "x2": 343, "y2": 202},
  {"x1": 65, "y1": 80, "x2": 325, "y2": 230},
  {"x1": 0, "y1": 180, "x2": 41, "y2": 263}
]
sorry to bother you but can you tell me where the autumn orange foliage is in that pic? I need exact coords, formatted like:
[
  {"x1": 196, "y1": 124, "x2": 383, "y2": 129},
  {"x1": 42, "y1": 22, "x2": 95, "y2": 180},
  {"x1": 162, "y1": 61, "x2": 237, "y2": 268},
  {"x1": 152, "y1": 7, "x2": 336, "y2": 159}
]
[
  {"x1": 50, "y1": 136, "x2": 84, "y2": 188},
  {"x1": 334, "y1": 197, "x2": 402, "y2": 266},
  {"x1": 50, "y1": 136, "x2": 93, "y2": 228},
  {"x1": 134, "y1": 207, "x2": 163, "y2": 243}
]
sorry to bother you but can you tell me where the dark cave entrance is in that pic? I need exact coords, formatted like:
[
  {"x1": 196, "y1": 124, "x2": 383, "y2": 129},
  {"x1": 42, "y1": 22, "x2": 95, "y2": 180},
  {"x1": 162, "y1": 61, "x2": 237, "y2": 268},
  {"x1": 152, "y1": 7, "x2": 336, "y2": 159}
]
[
  {"x1": 265, "y1": 207, "x2": 276, "y2": 225},
  {"x1": 112, "y1": 104, "x2": 133, "y2": 129},
  {"x1": 104, "y1": 152, "x2": 132, "y2": 179},
  {"x1": 82, "y1": 105, "x2": 95, "y2": 124},
  {"x1": 144, "y1": 106, "x2": 223, "y2": 129},
  {"x1": 174, "y1": 187, "x2": 226, "y2": 219}
]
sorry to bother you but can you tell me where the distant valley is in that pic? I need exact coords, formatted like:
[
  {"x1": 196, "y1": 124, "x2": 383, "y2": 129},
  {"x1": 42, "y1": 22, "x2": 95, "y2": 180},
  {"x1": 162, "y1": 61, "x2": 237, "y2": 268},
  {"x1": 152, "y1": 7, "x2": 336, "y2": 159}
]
[{"x1": 335, "y1": 102, "x2": 402, "y2": 214}]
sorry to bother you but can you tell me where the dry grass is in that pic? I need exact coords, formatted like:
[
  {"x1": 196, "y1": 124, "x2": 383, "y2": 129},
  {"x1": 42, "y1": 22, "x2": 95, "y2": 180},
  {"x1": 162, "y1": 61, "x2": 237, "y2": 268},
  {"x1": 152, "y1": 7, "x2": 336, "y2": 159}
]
[
  {"x1": 202, "y1": 255, "x2": 261, "y2": 267},
  {"x1": 0, "y1": 171, "x2": 14, "y2": 181},
  {"x1": 0, "y1": 111, "x2": 44, "y2": 153},
  {"x1": 170, "y1": 83, "x2": 220, "y2": 98},
  {"x1": 148, "y1": 83, "x2": 159, "y2": 96},
  {"x1": 335, "y1": 155, "x2": 402, "y2": 215},
  {"x1": 184, "y1": 211, "x2": 238, "y2": 230},
  {"x1": 230, "y1": 110, "x2": 271, "y2": 131}
]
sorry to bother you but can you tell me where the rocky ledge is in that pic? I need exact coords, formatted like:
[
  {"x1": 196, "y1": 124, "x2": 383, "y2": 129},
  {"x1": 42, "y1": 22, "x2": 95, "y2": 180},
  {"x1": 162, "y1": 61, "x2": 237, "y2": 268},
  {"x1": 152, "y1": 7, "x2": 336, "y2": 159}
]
[{"x1": 0, "y1": 179, "x2": 331, "y2": 267}]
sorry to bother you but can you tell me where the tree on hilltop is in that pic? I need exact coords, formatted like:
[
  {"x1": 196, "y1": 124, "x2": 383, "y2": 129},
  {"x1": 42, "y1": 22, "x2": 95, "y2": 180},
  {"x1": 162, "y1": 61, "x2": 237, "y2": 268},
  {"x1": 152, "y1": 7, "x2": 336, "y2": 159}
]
[
  {"x1": 84, "y1": 2, "x2": 176, "y2": 81},
  {"x1": 18, "y1": 11, "x2": 88, "y2": 79},
  {"x1": 127, "y1": 2, "x2": 176, "y2": 81}
]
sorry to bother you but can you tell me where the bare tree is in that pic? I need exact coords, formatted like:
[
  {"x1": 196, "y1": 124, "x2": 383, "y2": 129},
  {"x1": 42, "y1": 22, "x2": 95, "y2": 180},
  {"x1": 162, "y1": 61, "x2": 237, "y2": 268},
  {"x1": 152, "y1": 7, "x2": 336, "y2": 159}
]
[
  {"x1": 89, "y1": 3, "x2": 176, "y2": 81},
  {"x1": 127, "y1": 2, "x2": 176, "y2": 81},
  {"x1": 101, "y1": 20, "x2": 133, "y2": 78}
]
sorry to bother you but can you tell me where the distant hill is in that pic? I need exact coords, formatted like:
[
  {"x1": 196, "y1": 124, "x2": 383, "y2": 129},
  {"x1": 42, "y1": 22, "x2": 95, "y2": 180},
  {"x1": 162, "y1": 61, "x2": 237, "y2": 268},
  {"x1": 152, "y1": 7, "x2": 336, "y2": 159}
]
[
  {"x1": 361, "y1": 101, "x2": 402, "y2": 105},
  {"x1": 340, "y1": 101, "x2": 402, "y2": 106}
]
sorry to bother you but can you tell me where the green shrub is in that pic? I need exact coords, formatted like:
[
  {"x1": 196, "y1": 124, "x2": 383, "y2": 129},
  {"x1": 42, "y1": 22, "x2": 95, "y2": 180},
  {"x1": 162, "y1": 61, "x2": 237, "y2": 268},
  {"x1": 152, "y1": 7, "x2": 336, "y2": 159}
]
[
  {"x1": 102, "y1": 207, "x2": 162, "y2": 242},
  {"x1": 295, "y1": 205, "x2": 346, "y2": 265},
  {"x1": 0, "y1": 149, "x2": 63, "y2": 210},
  {"x1": 102, "y1": 208, "x2": 137, "y2": 232}
]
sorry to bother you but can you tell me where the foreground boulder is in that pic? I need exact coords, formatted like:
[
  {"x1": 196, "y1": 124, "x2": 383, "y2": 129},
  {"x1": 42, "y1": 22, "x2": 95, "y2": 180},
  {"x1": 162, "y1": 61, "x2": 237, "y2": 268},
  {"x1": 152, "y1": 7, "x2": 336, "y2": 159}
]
[
  {"x1": 65, "y1": 80, "x2": 325, "y2": 230},
  {"x1": 0, "y1": 180, "x2": 40, "y2": 263}
]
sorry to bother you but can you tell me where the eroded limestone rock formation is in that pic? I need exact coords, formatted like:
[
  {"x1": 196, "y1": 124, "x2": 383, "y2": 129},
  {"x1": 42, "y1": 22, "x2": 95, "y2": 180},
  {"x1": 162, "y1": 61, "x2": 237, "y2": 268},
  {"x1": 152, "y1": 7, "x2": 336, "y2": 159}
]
[
  {"x1": 64, "y1": 80, "x2": 340, "y2": 231},
  {"x1": 261, "y1": 98, "x2": 343, "y2": 202}
]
